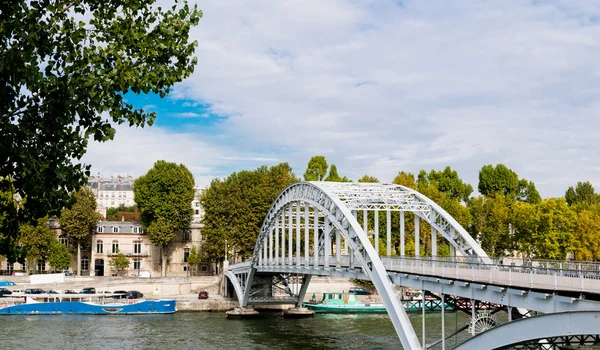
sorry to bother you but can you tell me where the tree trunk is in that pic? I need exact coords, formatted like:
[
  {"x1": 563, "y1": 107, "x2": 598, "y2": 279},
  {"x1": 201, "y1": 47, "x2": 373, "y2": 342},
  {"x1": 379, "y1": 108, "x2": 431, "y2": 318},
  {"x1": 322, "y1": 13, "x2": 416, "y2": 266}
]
[
  {"x1": 77, "y1": 241, "x2": 81, "y2": 276},
  {"x1": 161, "y1": 245, "x2": 167, "y2": 277}
]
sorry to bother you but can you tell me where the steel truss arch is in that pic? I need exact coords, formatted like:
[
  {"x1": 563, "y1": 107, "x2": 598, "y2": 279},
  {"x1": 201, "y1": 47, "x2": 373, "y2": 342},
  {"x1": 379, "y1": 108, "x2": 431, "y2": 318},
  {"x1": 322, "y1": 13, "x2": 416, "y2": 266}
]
[
  {"x1": 235, "y1": 182, "x2": 491, "y2": 349},
  {"x1": 454, "y1": 310, "x2": 600, "y2": 350}
]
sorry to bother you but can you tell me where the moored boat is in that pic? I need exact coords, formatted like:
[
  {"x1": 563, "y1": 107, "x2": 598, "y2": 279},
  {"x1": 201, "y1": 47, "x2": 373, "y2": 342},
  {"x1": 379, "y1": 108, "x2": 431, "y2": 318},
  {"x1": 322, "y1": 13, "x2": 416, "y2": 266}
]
[
  {"x1": 0, "y1": 293, "x2": 176, "y2": 315},
  {"x1": 303, "y1": 292, "x2": 386, "y2": 313}
]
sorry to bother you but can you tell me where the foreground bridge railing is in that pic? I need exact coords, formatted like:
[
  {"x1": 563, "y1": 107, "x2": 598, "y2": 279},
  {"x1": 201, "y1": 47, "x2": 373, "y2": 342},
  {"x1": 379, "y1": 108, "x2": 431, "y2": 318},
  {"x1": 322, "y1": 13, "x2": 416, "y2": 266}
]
[{"x1": 233, "y1": 255, "x2": 600, "y2": 294}]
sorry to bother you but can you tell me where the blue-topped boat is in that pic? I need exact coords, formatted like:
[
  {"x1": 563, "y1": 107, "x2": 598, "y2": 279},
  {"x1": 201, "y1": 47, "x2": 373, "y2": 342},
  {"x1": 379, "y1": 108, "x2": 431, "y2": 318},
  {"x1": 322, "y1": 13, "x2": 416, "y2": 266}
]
[{"x1": 0, "y1": 293, "x2": 176, "y2": 315}]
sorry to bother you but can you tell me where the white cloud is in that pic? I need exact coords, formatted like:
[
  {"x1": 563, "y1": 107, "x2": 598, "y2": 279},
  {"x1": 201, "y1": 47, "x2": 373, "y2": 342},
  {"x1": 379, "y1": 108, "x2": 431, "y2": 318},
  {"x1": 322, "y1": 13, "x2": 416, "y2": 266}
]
[{"x1": 87, "y1": 0, "x2": 600, "y2": 197}]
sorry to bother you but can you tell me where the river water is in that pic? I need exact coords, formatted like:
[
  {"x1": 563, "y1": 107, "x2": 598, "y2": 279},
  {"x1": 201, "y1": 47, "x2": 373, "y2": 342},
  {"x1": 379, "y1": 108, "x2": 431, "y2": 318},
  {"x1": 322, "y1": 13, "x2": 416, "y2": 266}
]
[{"x1": 0, "y1": 311, "x2": 474, "y2": 349}]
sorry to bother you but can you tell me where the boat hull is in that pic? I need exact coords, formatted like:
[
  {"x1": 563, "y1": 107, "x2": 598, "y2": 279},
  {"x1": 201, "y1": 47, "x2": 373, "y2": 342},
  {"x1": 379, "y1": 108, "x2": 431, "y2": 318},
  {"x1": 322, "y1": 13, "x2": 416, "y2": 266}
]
[
  {"x1": 302, "y1": 303, "x2": 387, "y2": 313},
  {"x1": 0, "y1": 299, "x2": 176, "y2": 315}
]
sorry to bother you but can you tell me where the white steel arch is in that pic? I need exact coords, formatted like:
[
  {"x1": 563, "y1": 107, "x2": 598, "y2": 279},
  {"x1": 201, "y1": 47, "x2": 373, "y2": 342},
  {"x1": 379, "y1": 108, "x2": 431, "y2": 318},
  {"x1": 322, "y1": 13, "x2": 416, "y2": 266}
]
[{"x1": 233, "y1": 182, "x2": 491, "y2": 350}]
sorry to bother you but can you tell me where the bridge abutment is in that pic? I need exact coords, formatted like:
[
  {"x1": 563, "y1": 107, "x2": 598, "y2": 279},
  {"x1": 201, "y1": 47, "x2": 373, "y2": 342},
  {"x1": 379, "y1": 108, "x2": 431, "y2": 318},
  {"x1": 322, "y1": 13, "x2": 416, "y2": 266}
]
[{"x1": 226, "y1": 306, "x2": 259, "y2": 318}]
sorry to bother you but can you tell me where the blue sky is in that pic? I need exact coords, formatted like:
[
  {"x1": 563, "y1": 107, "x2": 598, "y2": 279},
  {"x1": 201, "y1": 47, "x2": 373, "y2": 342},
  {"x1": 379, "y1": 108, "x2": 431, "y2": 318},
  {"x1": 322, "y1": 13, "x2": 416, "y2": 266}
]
[{"x1": 83, "y1": 0, "x2": 600, "y2": 197}]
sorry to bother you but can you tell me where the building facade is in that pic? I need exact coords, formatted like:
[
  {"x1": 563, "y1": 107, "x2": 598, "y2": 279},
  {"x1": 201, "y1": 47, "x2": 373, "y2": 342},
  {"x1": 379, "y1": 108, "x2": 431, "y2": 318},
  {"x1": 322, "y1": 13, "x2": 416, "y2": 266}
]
[{"x1": 88, "y1": 175, "x2": 136, "y2": 209}]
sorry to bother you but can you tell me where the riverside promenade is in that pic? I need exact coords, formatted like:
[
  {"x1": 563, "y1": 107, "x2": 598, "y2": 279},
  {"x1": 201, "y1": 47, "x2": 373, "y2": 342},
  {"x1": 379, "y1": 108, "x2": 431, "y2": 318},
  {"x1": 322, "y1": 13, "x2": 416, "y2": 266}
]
[{"x1": 1, "y1": 275, "x2": 359, "y2": 311}]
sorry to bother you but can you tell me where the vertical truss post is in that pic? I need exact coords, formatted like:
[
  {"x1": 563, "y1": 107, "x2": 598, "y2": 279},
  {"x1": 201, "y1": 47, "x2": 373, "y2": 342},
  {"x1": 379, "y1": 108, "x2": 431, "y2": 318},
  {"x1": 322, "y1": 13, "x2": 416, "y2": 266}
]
[
  {"x1": 325, "y1": 216, "x2": 331, "y2": 267},
  {"x1": 336, "y1": 228, "x2": 341, "y2": 267},
  {"x1": 313, "y1": 207, "x2": 319, "y2": 268},
  {"x1": 375, "y1": 209, "x2": 379, "y2": 254},
  {"x1": 288, "y1": 205, "x2": 293, "y2": 265},
  {"x1": 441, "y1": 293, "x2": 446, "y2": 350},
  {"x1": 431, "y1": 211, "x2": 437, "y2": 257},
  {"x1": 386, "y1": 209, "x2": 391, "y2": 256},
  {"x1": 422, "y1": 284, "x2": 426, "y2": 348},
  {"x1": 269, "y1": 225, "x2": 273, "y2": 265},
  {"x1": 304, "y1": 202, "x2": 309, "y2": 266},
  {"x1": 400, "y1": 211, "x2": 405, "y2": 257},
  {"x1": 275, "y1": 215, "x2": 280, "y2": 265},
  {"x1": 281, "y1": 212, "x2": 286, "y2": 265},
  {"x1": 415, "y1": 215, "x2": 420, "y2": 257},
  {"x1": 296, "y1": 202, "x2": 301, "y2": 263}
]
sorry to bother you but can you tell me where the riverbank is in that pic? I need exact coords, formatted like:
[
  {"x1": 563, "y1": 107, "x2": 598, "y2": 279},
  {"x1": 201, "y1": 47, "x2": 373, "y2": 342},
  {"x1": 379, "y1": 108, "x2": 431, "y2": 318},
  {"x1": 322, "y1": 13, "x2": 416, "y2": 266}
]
[{"x1": 1, "y1": 275, "x2": 362, "y2": 312}]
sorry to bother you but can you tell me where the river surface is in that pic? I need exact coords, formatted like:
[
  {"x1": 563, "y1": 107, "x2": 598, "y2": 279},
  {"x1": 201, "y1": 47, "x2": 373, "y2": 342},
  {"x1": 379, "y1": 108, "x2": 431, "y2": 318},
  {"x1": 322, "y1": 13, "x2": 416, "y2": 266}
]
[{"x1": 0, "y1": 311, "x2": 474, "y2": 349}]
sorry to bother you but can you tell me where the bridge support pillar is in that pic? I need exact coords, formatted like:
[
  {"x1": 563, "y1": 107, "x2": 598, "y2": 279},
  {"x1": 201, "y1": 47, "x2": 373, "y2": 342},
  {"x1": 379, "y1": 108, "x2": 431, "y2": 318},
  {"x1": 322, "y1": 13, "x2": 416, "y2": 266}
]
[
  {"x1": 226, "y1": 306, "x2": 259, "y2": 318},
  {"x1": 283, "y1": 306, "x2": 315, "y2": 318}
]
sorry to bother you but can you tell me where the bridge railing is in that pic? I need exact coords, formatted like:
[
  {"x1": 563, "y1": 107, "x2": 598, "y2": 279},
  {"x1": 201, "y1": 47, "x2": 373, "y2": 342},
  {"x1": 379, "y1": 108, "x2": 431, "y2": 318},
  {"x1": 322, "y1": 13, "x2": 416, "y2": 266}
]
[
  {"x1": 236, "y1": 255, "x2": 600, "y2": 294},
  {"x1": 382, "y1": 257, "x2": 600, "y2": 294}
]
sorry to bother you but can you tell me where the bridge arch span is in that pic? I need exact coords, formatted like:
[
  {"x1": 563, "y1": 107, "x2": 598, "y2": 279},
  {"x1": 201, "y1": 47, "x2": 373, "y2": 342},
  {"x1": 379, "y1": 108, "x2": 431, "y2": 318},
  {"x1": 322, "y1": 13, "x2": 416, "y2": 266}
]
[
  {"x1": 455, "y1": 310, "x2": 600, "y2": 349},
  {"x1": 229, "y1": 181, "x2": 490, "y2": 350}
]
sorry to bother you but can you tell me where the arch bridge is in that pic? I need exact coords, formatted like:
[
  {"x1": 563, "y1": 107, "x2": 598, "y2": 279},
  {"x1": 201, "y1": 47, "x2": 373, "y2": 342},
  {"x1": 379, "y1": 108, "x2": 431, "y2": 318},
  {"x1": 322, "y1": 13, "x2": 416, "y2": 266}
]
[{"x1": 226, "y1": 182, "x2": 600, "y2": 349}]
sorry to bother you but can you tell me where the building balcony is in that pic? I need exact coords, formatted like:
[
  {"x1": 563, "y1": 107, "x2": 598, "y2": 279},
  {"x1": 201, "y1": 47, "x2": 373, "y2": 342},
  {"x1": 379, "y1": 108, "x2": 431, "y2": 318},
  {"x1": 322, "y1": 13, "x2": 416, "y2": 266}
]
[{"x1": 106, "y1": 252, "x2": 149, "y2": 258}]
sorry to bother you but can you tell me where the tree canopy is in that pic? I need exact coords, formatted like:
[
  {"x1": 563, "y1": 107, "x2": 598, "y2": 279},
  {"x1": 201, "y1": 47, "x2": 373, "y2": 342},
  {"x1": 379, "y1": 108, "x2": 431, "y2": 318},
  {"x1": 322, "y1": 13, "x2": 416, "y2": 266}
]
[
  {"x1": 303, "y1": 156, "x2": 328, "y2": 181},
  {"x1": 0, "y1": 0, "x2": 201, "y2": 225},
  {"x1": 134, "y1": 160, "x2": 194, "y2": 276},
  {"x1": 200, "y1": 163, "x2": 298, "y2": 262},
  {"x1": 565, "y1": 181, "x2": 600, "y2": 207},
  {"x1": 358, "y1": 175, "x2": 379, "y2": 183},
  {"x1": 60, "y1": 187, "x2": 101, "y2": 275},
  {"x1": 418, "y1": 166, "x2": 473, "y2": 202}
]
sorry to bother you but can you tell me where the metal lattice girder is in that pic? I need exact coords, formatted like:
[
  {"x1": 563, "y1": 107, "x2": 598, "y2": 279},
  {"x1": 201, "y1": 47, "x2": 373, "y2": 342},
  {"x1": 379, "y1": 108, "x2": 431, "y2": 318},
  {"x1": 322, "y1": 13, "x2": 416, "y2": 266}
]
[{"x1": 454, "y1": 310, "x2": 600, "y2": 350}]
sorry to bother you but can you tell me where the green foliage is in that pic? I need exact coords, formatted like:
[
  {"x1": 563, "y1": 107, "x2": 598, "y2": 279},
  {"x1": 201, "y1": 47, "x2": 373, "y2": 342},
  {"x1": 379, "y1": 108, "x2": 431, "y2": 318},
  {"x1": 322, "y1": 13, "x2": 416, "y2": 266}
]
[
  {"x1": 60, "y1": 187, "x2": 101, "y2": 242},
  {"x1": 109, "y1": 250, "x2": 130, "y2": 272},
  {"x1": 134, "y1": 160, "x2": 194, "y2": 276},
  {"x1": 512, "y1": 198, "x2": 576, "y2": 260},
  {"x1": 18, "y1": 217, "x2": 56, "y2": 264},
  {"x1": 187, "y1": 245, "x2": 202, "y2": 274},
  {"x1": 565, "y1": 181, "x2": 600, "y2": 207},
  {"x1": 201, "y1": 163, "x2": 299, "y2": 261},
  {"x1": 0, "y1": 177, "x2": 20, "y2": 261},
  {"x1": 478, "y1": 164, "x2": 520, "y2": 198},
  {"x1": 304, "y1": 156, "x2": 328, "y2": 181},
  {"x1": 106, "y1": 204, "x2": 138, "y2": 221},
  {"x1": 358, "y1": 175, "x2": 379, "y2": 183},
  {"x1": 573, "y1": 206, "x2": 600, "y2": 260},
  {"x1": 419, "y1": 166, "x2": 473, "y2": 202},
  {"x1": 392, "y1": 171, "x2": 417, "y2": 190},
  {"x1": 48, "y1": 241, "x2": 72, "y2": 271},
  {"x1": 518, "y1": 179, "x2": 542, "y2": 204},
  {"x1": 469, "y1": 195, "x2": 511, "y2": 256},
  {"x1": 1, "y1": 1, "x2": 202, "y2": 223}
]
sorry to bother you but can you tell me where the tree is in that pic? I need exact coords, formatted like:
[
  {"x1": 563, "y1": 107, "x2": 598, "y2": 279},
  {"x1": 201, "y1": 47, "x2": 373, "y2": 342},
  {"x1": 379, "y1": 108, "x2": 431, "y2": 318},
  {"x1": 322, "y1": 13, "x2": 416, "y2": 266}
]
[
  {"x1": 512, "y1": 198, "x2": 576, "y2": 259},
  {"x1": 201, "y1": 163, "x2": 298, "y2": 262},
  {"x1": 106, "y1": 204, "x2": 138, "y2": 221},
  {"x1": 0, "y1": 177, "x2": 19, "y2": 262},
  {"x1": 416, "y1": 166, "x2": 473, "y2": 202},
  {"x1": 469, "y1": 195, "x2": 511, "y2": 256},
  {"x1": 358, "y1": 175, "x2": 379, "y2": 183},
  {"x1": 572, "y1": 207, "x2": 600, "y2": 260},
  {"x1": 109, "y1": 249, "x2": 130, "y2": 275},
  {"x1": 0, "y1": 0, "x2": 201, "y2": 227},
  {"x1": 478, "y1": 164, "x2": 520, "y2": 198},
  {"x1": 518, "y1": 179, "x2": 542, "y2": 204},
  {"x1": 48, "y1": 241, "x2": 72, "y2": 272},
  {"x1": 134, "y1": 160, "x2": 194, "y2": 277},
  {"x1": 392, "y1": 171, "x2": 417, "y2": 190},
  {"x1": 324, "y1": 164, "x2": 351, "y2": 182},
  {"x1": 303, "y1": 156, "x2": 328, "y2": 181},
  {"x1": 60, "y1": 187, "x2": 101, "y2": 276},
  {"x1": 18, "y1": 217, "x2": 57, "y2": 273},
  {"x1": 186, "y1": 245, "x2": 202, "y2": 275},
  {"x1": 565, "y1": 181, "x2": 600, "y2": 207}
]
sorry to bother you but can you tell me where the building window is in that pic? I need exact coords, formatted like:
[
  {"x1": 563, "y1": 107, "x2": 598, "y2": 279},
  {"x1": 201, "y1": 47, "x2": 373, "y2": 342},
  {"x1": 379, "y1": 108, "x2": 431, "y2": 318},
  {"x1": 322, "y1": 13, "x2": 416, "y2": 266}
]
[
  {"x1": 133, "y1": 241, "x2": 142, "y2": 255},
  {"x1": 37, "y1": 260, "x2": 46, "y2": 271},
  {"x1": 112, "y1": 226, "x2": 119, "y2": 233},
  {"x1": 184, "y1": 248, "x2": 190, "y2": 263},
  {"x1": 133, "y1": 259, "x2": 141, "y2": 271},
  {"x1": 195, "y1": 209, "x2": 200, "y2": 215},
  {"x1": 133, "y1": 227, "x2": 142, "y2": 234},
  {"x1": 59, "y1": 234, "x2": 69, "y2": 247},
  {"x1": 182, "y1": 230, "x2": 190, "y2": 241},
  {"x1": 97, "y1": 226, "x2": 103, "y2": 233},
  {"x1": 96, "y1": 240, "x2": 103, "y2": 254},
  {"x1": 81, "y1": 256, "x2": 89, "y2": 271},
  {"x1": 7, "y1": 262, "x2": 13, "y2": 273},
  {"x1": 112, "y1": 241, "x2": 119, "y2": 254}
]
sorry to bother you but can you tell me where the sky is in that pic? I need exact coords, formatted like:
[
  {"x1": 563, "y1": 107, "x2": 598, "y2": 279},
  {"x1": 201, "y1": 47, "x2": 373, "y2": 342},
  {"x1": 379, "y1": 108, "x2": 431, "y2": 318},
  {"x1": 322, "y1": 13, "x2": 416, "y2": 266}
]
[{"x1": 82, "y1": 0, "x2": 600, "y2": 198}]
